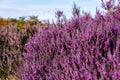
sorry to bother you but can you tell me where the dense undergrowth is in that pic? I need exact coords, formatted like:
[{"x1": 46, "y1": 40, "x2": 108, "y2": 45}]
[
  {"x1": 0, "y1": 20, "x2": 42, "y2": 79},
  {"x1": 0, "y1": 0, "x2": 120, "y2": 80}
]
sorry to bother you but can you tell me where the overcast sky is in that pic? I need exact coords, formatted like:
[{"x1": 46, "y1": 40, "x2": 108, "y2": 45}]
[{"x1": 0, "y1": 0, "x2": 103, "y2": 21}]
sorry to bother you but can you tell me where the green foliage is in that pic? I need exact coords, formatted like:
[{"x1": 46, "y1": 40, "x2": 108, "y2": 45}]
[{"x1": 16, "y1": 17, "x2": 26, "y2": 30}]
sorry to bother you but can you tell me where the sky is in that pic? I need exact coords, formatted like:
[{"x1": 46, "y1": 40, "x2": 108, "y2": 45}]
[{"x1": 0, "y1": 0, "x2": 103, "y2": 21}]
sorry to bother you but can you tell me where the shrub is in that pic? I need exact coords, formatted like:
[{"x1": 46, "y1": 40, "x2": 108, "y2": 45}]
[
  {"x1": 19, "y1": 0, "x2": 120, "y2": 79},
  {"x1": 0, "y1": 24, "x2": 22, "y2": 79},
  {"x1": 0, "y1": 22, "x2": 40, "y2": 79}
]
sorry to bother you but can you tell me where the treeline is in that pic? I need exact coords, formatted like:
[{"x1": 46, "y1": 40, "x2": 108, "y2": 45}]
[{"x1": 0, "y1": 16, "x2": 45, "y2": 28}]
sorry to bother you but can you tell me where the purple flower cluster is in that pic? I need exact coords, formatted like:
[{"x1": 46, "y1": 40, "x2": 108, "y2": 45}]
[
  {"x1": 55, "y1": 10, "x2": 63, "y2": 18},
  {"x1": 101, "y1": 0, "x2": 115, "y2": 10},
  {"x1": 20, "y1": 0, "x2": 120, "y2": 80}
]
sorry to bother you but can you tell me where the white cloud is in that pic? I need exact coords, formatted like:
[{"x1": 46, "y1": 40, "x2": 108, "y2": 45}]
[{"x1": 0, "y1": 4, "x2": 17, "y2": 9}]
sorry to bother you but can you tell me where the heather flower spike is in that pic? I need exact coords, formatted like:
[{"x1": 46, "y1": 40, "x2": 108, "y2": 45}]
[
  {"x1": 101, "y1": 0, "x2": 115, "y2": 10},
  {"x1": 55, "y1": 10, "x2": 63, "y2": 18}
]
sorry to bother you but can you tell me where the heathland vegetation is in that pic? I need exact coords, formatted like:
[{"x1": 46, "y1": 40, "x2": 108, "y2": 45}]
[{"x1": 0, "y1": 0, "x2": 120, "y2": 79}]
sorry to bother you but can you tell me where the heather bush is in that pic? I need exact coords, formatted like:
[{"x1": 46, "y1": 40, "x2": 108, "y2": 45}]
[
  {"x1": 19, "y1": 0, "x2": 120, "y2": 80},
  {"x1": 0, "y1": 24, "x2": 22, "y2": 79},
  {"x1": 0, "y1": 22, "x2": 41, "y2": 79}
]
